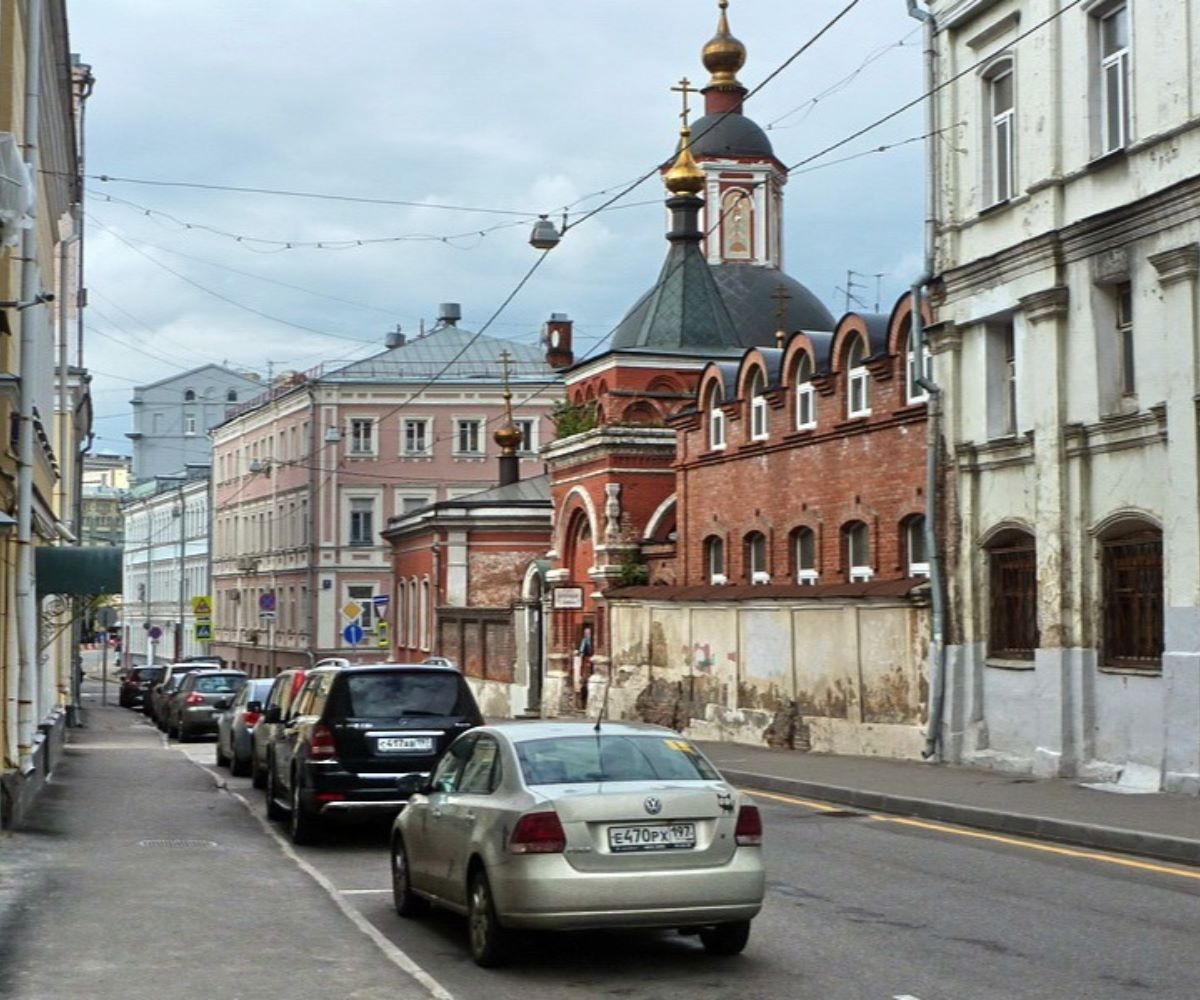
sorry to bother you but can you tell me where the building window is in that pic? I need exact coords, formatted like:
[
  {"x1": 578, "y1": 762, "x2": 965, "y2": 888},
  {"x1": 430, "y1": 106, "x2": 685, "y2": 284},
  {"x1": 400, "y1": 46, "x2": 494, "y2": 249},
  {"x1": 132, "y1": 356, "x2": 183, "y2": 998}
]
[
  {"x1": 906, "y1": 327, "x2": 932, "y2": 404},
  {"x1": 704, "y1": 535, "x2": 725, "y2": 584},
  {"x1": 745, "y1": 531, "x2": 768, "y2": 583},
  {"x1": 184, "y1": 389, "x2": 196, "y2": 402},
  {"x1": 844, "y1": 521, "x2": 872, "y2": 582},
  {"x1": 847, "y1": 336, "x2": 870, "y2": 418},
  {"x1": 455, "y1": 419, "x2": 483, "y2": 455},
  {"x1": 905, "y1": 515, "x2": 929, "y2": 577},
  {"x1": 748, "y1": 368, "x2": 768, "y2": 441},
  {"x1": 1116, "y1": 282, "x2": 1134, "y2": 396},
  {"x1": 987, "y1": 531, "x2": 1038, "y2": 660},
  {"x1": 184, "y1": 413, "x2": 197, "y2": 436},
  {"x1": 347, "y1": 584, "x2": 375, "y2": 630},
  {"x1": 985, "y1": 61, "x2": 1015, "y2": 205},
  {"x1": 1096, "y1": 3, "x2": 1130, "y2": 155},
  {"x1": 403, "y1": 418, "x2": 430, "y2": 456},
  {"x1": 1101, "y1": 524, "x2": 1163, "y2": 669},
  {"x1": 794, "y1": 527, "x2": 817, "y2": 585},
  {"x1": 400, "y1": 496, "x2": 429, "y2": 515},
  {"x1": 986, "y1": 319, "x2": 1017, "y2": 438},
  {"x1": 349, "y1": 418, "x2": 374, "y2": 455},
  {"x1": 420, "y1": 579, "x2": 431, "y2": 650},
  {"x1": 227, "y1": 389, "x2": 238, "y2": 403},
  {"x1": 795, "y1": 353, "x2": 816, "y2": 430},
  {"x1": 408, "y1": 579, "x2": 418, "y2": 649},
  {"x1": 515, "y1": 418, "x2": 536, "y2": 454},
  {"x1": 706, "y1": 384, "x2": 726, "y2": 450},
  {"x1": 348, "y1": 498, "x2": 375, "y2": 546}
]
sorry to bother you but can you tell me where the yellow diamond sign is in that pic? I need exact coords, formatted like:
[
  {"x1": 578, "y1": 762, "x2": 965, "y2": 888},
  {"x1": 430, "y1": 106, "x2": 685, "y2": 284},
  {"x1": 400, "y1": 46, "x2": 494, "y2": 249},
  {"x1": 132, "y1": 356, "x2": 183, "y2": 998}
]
[{"x1": 342, "y1": 601, "x2": 363, "y2": 620}]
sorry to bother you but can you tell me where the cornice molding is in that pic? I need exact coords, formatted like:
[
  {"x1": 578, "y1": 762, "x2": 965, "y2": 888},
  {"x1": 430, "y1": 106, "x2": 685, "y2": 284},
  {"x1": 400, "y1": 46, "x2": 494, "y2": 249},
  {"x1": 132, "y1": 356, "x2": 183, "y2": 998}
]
[
  {"x1": 1148, "y1": 244, "x2": 1200, "y2": 287},
  {"x1": 1019, "y1": 286, "x2": 1069, "y2": 323}
]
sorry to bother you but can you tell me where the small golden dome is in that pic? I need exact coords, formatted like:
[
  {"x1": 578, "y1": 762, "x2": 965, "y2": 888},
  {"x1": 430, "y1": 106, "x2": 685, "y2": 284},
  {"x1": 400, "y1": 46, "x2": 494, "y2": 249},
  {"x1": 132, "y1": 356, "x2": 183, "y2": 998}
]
[
  {"x1": 665, "y1": 128, "x2": 705, "y2": 196},
  {"x1": 702, "y1": 0, "x2": 746, "y2": 89},
  {"x1": 493, "y1": 421, "x2": 522, "y2": 453}
]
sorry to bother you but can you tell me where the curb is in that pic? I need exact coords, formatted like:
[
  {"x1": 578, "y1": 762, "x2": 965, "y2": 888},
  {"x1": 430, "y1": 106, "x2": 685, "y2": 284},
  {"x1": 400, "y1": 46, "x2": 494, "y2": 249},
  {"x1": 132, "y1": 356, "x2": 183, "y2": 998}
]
[{"x1": 722, "y1": 767, "x2": 1200, "y2": 868}]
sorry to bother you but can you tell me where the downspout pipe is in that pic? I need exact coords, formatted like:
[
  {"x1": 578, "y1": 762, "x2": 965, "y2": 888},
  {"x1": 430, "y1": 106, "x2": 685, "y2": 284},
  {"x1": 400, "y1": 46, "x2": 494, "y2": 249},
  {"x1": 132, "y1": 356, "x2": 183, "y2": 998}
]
[
  {"x1": 907, "y1": 0, "x2": 948, "y2": 760},
  {"x1": 16, "y1": 0, "x2": 47, "y2": 759}
]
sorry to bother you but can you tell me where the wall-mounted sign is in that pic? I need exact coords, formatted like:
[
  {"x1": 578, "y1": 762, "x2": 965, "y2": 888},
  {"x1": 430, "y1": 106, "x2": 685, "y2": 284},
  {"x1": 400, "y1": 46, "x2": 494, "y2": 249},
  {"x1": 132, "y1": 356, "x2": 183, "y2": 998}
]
[{"x1": 553, "y1": 586, "x2": 584, "y2": 610}]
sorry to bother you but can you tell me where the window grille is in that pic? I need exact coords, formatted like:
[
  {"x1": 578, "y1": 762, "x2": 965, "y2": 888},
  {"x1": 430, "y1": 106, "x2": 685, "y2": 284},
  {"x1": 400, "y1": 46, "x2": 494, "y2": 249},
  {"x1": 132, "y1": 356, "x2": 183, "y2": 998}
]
[
  {"x1": 988, "y1": 540, "x2": 1038, "y2": 659},
  {"x1": 1101, "y1": 530, "x2": 1163, "y2": 668}
]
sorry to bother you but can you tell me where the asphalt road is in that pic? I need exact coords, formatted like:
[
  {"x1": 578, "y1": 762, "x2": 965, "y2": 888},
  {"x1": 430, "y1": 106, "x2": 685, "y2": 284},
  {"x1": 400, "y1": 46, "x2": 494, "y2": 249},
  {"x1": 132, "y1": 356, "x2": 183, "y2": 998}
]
[{"x1": 170, "y1": 727, "x2": 1200, "y2": 1000}]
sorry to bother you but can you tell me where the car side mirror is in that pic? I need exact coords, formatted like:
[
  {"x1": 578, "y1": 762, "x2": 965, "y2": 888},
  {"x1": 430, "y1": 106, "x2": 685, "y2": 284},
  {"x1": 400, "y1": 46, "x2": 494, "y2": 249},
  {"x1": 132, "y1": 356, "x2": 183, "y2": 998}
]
[
  {"x1": 246, "y1": 701, "x2": 263, "y2": 714},
  {"x1": 395, "y1": 773, "x2": 431, "y2": 798},
  {"x1": 214, "y1": 697, "x2": 232, "y2": 711},
  {"x1": 264, "y1": 705, "x2": 282, "y2": 724}
]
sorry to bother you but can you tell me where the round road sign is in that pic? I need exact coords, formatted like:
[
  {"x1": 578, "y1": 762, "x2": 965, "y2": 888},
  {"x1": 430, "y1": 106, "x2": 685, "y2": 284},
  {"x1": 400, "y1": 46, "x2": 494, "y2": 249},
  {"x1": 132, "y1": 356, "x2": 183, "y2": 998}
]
[
  {"x1": 342, "y1": 622, "x2": 364, "y2": 646},
  {"x1": 148, "y1": 626, "x2": 163, "y2": 640}
]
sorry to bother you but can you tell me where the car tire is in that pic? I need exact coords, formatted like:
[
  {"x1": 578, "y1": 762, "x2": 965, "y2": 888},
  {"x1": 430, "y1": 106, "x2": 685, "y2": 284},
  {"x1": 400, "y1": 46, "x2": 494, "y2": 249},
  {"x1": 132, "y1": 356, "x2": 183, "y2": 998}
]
[
  {"x1": 699, "y1": 920, "x2": 751, "y2": 956},
  {"x1": 176, "y1": 720, "x2": 190, "y2": 742},
  {"x1": 288, "y1": 772, "x2": 321, "y2": 846},
  {"x1": 391, "y1": 837, "x2": 428, "y2": 918},
  {"x1": 251, "y1": 747, "x2": 267, "y2": 790},
  {"x1": 215, "y1": 737, "x2": 230, "y2": 767},
  {"x1": 265, "y1": 761, "x2": 287, "y2": 821},
  {"x1": 467, "y1": 867, "x2": 510, "y2": 968},
  {"x1": 230, "y1": 745, "x2": 250, "y2": 777}
]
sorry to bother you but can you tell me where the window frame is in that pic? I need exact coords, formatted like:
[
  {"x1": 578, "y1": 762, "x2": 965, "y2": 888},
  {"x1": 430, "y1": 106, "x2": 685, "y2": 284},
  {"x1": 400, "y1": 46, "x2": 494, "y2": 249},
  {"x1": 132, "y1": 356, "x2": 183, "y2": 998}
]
[
  {"x1": 846, "y1": 336, "x2": 871, "y2": 418},
  {"x1": 794, "y1": 526, "x2": 818, "y2": 585},
  {"x1": 707, "y1": 386, "x2": 726, "y2": 451},
  {"x1": 844, "y1": 521, "x2": 872, "y2": 582},
  {"x1": 905, "y1": 515, "x2": 929, "y2": 578},
  {"x1": 515, "y1": 418, "x2": 537, "y2": 455},
  {"x1": 1116, "y1": 282, "x2": 1135, "y2": 397},
  {"x1": 794, "y1": 353, "x2": 816, "y2": 430},
  {"x1": 1096, "y1": 2, "x2": 1131, "y2": 156},
  {"x1": 1100, "y1": 526, "x2": 1163, "y2": 670},
  {"x1": 704, "y1": 535, "x2": 725, "y2": 583},
  {"x1": 745, "y1": 531, "x2": 768, "y2": 583},
  {"x1": 906, "y1": 335, "x2": 932, "y2": 405},
  {"x1": 348, "y1": 418, "x2": 375, "y2": 456},
  {"x1": 454, "y1": 418, "x2": 483, "y2": 456},
  {"x1": 403, "y1": 417, "x2": 431, "y2": 456},
  {"x1": 984, "y1": 60, "x2": 1015, "y2": 206},
  {"x1": 986, "y1": 533, "x2": 1038, "y2": 660},
  {"x1": 748, "y1": 368, "x2": 769, "y2": 441},
  {"x1": 347, "y1": 497, "x2": 375, "y2": 547}
]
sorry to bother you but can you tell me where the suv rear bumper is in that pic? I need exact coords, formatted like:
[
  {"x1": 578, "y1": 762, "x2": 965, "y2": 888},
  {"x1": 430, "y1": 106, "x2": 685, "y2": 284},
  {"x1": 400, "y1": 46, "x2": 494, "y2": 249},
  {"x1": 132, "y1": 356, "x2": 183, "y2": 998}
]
[{"x1": 301, "y1": 764, "x2": 430, "y2": 818}]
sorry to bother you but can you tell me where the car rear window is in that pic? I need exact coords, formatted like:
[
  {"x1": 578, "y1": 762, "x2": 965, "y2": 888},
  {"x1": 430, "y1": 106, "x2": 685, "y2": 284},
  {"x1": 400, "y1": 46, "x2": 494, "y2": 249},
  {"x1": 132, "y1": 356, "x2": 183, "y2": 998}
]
[
  {"x1": 133, "y1": 668, "x2": 160, "y2": 681},
  {"x1": 329, "y1": 671, "x2": 475, "y2": 719},
  {"x1": 194, "y1": 675, "x2": 246, "y2": 694},
  {"x1": 515, "y1": 735, "x2": 720, "y2": 785}
]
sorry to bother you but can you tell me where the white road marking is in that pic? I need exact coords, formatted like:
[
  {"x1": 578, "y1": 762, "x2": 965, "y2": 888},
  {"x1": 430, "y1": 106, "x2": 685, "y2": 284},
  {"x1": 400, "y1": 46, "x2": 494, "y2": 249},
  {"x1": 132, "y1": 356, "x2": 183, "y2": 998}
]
[
  {"x1": 339, "y1": 888, "x2": 392, "y2": 895},
  {"x1": 178, "y1": 749, "x2": 454, "y2": 999},
  {"x1": 894, "y1": 995, "x2": 923, "y2": 999}
]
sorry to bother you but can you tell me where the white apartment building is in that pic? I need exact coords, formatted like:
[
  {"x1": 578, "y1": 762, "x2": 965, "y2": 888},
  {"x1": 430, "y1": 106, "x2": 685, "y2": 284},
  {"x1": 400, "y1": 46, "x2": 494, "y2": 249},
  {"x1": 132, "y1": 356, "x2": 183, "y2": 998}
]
[
  {"x1": 121, "y1": 470, "x2": 213, "y2": 665},
  {"x1": 928, "y1": 0, "x2": 1200, "y2": 792}
]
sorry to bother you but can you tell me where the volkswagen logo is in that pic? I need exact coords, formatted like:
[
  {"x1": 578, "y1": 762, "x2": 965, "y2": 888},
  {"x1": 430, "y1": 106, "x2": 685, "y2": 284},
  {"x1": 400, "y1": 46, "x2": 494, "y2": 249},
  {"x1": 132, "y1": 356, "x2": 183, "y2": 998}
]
[{"x1": 643, "y1": 796, "x2": 663, "y2": 815}]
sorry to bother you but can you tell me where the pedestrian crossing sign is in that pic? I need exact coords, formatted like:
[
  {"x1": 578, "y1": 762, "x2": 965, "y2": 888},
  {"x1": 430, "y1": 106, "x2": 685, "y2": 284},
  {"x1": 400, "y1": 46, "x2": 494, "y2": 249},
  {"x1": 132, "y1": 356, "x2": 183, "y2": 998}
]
[
  {"x1": 194, "y1": 620, "x2": 213, "y2": 642},
  {"x1": 192, "y1": 595, "x2": 212, "y2": 616}
]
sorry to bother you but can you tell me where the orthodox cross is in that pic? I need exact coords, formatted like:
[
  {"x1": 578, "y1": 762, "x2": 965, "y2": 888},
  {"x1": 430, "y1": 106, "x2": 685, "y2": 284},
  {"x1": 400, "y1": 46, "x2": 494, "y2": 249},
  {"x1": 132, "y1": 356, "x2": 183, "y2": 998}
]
[
  {"x1": 499, "y1": 349, "x2": 514, "y2": 419},
  {"x1": 771, "y1": 283, "x2": 791, "y2": 348},
  {"x1": 671, "y1": 77, "x2": 699, "y2": 129}
]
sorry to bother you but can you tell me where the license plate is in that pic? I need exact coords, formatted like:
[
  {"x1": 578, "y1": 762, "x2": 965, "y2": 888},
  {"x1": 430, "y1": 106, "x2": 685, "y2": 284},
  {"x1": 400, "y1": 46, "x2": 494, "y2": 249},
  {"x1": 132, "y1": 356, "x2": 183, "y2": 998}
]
[
  {"x1": 376, "y1": 737, "x2": 433, "y2": 753},
  {"x1": 608, "y1": 822, "x2": 697, "y2": 853}
]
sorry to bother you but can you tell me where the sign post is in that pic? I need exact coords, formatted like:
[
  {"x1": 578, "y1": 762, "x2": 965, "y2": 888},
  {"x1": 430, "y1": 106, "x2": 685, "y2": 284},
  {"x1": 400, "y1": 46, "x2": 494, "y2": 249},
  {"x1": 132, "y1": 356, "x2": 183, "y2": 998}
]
[{"x1": 100, "y1": 630, "x2": 109, "y2": 706}]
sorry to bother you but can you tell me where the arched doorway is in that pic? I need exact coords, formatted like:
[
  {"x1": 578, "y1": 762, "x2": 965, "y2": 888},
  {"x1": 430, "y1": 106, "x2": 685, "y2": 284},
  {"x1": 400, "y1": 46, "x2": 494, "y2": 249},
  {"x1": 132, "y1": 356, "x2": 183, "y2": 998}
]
[{"x1": 521, "y1": 561, "x2": 549, "y2": 715}]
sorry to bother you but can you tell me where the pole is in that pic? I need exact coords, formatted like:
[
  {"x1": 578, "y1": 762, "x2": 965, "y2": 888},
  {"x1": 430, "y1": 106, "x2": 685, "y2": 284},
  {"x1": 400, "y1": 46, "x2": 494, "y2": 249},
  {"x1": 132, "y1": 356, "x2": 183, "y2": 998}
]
[
  {"x1": 177, "y1": 485, "x2": 185, "y2": 661},
  {"x1": 100, "y1": 629, "x2": 108, "y2": 706}
]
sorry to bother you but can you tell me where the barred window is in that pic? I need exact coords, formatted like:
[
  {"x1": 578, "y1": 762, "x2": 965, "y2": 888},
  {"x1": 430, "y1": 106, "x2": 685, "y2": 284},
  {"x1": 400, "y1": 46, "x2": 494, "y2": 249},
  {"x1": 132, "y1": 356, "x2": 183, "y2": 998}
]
[
  {"x1": 1101, "y1": 527, "x2": 1163, "y2": 669},
  {"x1": 987, "y1": 533, "x2": 1037, "y2": 659}
]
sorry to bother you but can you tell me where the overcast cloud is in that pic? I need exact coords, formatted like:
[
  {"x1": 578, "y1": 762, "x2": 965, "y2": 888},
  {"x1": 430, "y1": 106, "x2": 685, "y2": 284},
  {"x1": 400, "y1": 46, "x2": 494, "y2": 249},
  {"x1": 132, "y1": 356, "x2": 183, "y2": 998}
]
[{"x1": 68, "y1": 0, "x2": 927, "y2": 453}]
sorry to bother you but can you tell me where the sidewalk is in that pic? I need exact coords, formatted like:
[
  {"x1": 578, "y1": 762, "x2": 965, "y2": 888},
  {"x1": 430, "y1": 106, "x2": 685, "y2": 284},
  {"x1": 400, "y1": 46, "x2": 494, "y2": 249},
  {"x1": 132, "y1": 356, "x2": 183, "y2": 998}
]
[{"x1": 697, "y1": 741, "x2": 1200, "y2": 866}]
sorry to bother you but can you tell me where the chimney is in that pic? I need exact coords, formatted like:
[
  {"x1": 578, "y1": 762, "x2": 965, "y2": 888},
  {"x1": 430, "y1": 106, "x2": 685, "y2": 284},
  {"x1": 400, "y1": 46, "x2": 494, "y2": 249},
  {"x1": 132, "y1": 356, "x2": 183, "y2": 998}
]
[
  {"x1": 543, "y1": 313, "x2": 574, "y2": 369},
  {"x1": 437, "y1": 302, "x2": 462, "y2": 327},
  {"x1": 385, "y1": 325, "x2": 406, "y2": 349}
]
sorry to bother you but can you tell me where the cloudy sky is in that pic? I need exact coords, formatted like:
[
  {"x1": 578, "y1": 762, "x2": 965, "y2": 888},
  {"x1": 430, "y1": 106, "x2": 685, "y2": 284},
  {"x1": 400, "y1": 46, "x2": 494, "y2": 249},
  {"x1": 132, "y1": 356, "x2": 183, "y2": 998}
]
[{"x1": 68, "y1": 0, "x2": 928, "y2": 453}]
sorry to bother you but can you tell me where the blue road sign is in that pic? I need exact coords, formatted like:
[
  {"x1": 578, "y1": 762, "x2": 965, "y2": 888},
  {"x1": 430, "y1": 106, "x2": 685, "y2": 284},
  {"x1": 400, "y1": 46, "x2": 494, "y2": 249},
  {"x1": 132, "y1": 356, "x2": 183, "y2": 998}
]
[
  {"x1": 342, "y1": 622, "x2": 364, "y2": 646},
  {"x1": 148, "y1": 626, "x2": 163, "y2": 640},
  {"x1": 259, "y1": 592, "x2": 276, "y2": 613}
]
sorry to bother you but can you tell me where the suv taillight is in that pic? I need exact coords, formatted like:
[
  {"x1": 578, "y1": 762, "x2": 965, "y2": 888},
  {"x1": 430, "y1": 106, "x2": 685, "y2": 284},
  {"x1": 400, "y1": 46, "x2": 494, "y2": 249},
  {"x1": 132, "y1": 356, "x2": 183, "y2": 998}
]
[
  {"x1": 185, "y1": 693, "x2": 205, "y2": 705},
  {"x1": 310, "y1": 723, "x2": 337, "y2": 759},
  {"x1": 509, "y1": 811, "x2": 566, "y2": 854},
  {"x1": 243, "y1": 711, "x2": 260, "y2": 727},
  {"x1": 734, "y1": 804, "x2": 763, "y2": 846}
]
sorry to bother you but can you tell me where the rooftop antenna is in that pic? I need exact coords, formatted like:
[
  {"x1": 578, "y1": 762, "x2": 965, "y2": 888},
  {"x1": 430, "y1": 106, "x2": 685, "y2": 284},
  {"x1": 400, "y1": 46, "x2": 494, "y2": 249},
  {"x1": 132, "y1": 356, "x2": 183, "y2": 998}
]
[{"x1": 843, "y1": 269, "x2": 868, "y2": 314}]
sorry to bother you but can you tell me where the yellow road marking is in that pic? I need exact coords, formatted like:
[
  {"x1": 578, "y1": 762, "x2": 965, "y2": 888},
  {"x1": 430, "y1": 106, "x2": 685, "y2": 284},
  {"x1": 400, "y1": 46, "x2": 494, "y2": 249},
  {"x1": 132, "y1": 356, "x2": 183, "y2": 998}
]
[{"x1": 741, "y1": 787, "x2": 1200, "y2": 882}]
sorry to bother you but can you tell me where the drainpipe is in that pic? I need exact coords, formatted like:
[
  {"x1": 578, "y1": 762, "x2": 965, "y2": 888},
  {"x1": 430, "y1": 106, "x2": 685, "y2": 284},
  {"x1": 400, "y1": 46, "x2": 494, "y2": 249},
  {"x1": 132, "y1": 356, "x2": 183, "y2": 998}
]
[
  {"x1": 907, "y1": 0, "x2": 948, "y2": 760},
  {"x1": 16, "y1": 0, "x2": 47, "y2": 759}
]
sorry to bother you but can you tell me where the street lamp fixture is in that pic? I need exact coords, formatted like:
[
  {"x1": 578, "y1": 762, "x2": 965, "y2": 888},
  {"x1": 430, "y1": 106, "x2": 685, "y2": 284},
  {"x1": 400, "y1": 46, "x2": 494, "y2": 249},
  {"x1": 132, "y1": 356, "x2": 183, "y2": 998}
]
[{"x1": 529, "y1": 214, "x2": 561, "y2": 251}]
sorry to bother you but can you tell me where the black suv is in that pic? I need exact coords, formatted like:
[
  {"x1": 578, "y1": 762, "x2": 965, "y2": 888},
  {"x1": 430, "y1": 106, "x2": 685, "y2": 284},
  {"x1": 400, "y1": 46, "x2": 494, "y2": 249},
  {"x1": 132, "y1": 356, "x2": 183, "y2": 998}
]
[{"x1": 264, "y1": 664, "x2": 483, "y2": 844}]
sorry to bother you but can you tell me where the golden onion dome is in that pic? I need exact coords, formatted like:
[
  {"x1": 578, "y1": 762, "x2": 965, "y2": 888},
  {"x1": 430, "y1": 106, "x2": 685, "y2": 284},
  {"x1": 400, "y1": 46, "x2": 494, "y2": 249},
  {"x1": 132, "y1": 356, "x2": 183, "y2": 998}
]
[
  {"x1": 493, "y1": 421, "x2": 523, "y2": 453},
  {"x1": 702, "y1": 0, "x2": 746, "y2": 89},
  {"x1": 664, "y1": 128, "x2": 706, "y2": 196}
]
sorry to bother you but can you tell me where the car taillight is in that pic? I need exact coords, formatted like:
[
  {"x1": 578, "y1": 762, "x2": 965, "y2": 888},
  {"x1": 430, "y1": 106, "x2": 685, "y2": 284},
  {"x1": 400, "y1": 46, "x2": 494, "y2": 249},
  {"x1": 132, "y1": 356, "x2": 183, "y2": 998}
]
[
  {"x1": 509, "y1": 811, "x2": 566, "y2": 854},
  {"x1": 243, "y1": 711, "x2": 260, "y2": 726},
  {"x1": 185, "y1": 693, "x2": 205, "y2": 705},
  {"x1": 735, "y1": 804, "x2": 763, "y2": 846},
  {"x1": 310, "y1": 723, "x2": 337, "y2": 759}
]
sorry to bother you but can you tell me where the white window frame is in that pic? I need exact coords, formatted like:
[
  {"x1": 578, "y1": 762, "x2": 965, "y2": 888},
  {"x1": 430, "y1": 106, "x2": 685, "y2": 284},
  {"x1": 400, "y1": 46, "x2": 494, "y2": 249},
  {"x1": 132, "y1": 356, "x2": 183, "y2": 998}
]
[
  {"x1": 349, "y1": 418, "x2": 375, "y2": 456},
  {"x1": 985, "y1": 62, "x2": 1015, "y2": 206},
  {"x1": 346, "y1": 584, "x2": 376, "y2": 631},
  {"x1": 705, "y1": 536, "x2": 725, "y2": 584},
  {"x1": 847, "y1": 337, "x2": 870, "y2": 418},
  {"x1": 749, "y1": 369, "x2": 769, "y2": 441},
  {"x1": 184, "y1": 412, "x2": 197, "y2": 436},
  {"x1": 795, "y1": 527, "x2": 818, "y2": 585},
  {"x1": 454, "y1": 418, "x2": 483, "y2": 456},
  {"x1": 847, "y1": 523, "x2": 873, "y2": 582},
  {"x1": 1116, "y1": 282, "x2": 1135, "y2": 397},
  {"x1": 403, "y1": 418, "x2": 431, "y2": 456},
  {"x1": 1096, "y1": 3, "x2": 1130, "y2": 156},
  {"x1": 348, "y1": 497, "x2": 375, "y2": 546},
  {"x1": 795, "y1": 354, "x2": 816, "y2": 430},
  {"x1": 907, "y1": 517, "x2": 930, "y2": 578},
  {"x1": 515, "y1": 418, "x2": 537, "y2": 455},
  {"x1": 709, "y1": 404, "x2": 726, "y2": 451},
  {"x1": 746, "y1": 532, "x2": 768, "y2": 582},
  {"x1": 906, "y1": 338, "x2": 932, "y2": 404}
]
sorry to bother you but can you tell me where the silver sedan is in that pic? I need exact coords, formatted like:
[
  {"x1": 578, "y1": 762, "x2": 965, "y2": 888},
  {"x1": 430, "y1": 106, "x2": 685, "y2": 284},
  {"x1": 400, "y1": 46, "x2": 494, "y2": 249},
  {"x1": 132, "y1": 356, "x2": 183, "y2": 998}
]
[{"x1": 389, "y1": 721, "x2": 765, "y2": 966}]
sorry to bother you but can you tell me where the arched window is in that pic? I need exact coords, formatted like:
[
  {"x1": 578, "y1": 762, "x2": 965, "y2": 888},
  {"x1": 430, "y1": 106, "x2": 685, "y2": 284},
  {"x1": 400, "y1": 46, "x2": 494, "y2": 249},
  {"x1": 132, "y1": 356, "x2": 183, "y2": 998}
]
[
  {"x1": 745, "y1": 531, "x2": 768, "y2": 583},
  {"x1": 704, "y1": 535, "x2": 725, "y2": 584},
  {"x1": 183, "y1": 389, "x2": 196, "y2": 402},
  {"x1": 227, "y1": 389, "x2": 238, "y2": 403},
  {"x1": 847, "y1": 336, "x2": 870, "y2": 418},
  {"x1": 986, "y1": 528, "x2": 1037, "y2": 660},
  {"x1": 420, "y1": 579, "x2": 431, "y2": 651},
  {"x1": 983, "y1": 58, "x2": 1015, "y2": 205},
  {"x1": 408, "y1": 579, "x2": 419, "y2": 649},
  {"x1": 794, "y1": 352, "x2": 816, "y2": 429},
  {"x1": 793, "y1": 526, "x2": 817, "y2": 584},
  {"x1": 705, "y1": 383, "x2": 726, "y2": 450},
  {"x1": 904, "y1": 515, "x2": 929, "y2": 577},
  {"x1": 843, "y1": 521, "x2": 872, "y2": 582},
  {"x1": 748, "y1": 367, "x2": 768, "y2": 441},
  {"x1": 905, "y1": 320, "x2": 932, "y2": 404},
  {"x1": 721, "y1": 189, "x2": 752, "y2": 261},
  {"x1": 1099, "y1": 520, "x2": 1162, "y2": 669}
]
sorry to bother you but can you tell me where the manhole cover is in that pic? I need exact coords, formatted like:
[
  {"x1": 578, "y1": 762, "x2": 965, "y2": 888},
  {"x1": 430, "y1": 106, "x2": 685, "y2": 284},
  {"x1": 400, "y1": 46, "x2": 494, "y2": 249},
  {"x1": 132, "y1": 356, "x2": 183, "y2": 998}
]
[
  {"x1": 815, "y1": 809, "x2": 863, "y2": 818},
  {"x1": 136, "y1": 838, "x2": 218, "y2": 849}
]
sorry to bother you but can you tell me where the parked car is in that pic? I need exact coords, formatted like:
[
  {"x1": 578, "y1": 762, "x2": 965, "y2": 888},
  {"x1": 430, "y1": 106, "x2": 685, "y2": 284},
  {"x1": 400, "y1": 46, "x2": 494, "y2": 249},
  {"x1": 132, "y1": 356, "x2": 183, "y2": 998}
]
[
  {"x1": 216, "y1": 678, "x2": 273, "y2": 775},
  {"x1": 166, "y1": 670, "x2": 248, "y2": 741},
  {"x1": 250, "y1": 668, "x2": 309, "y2": 789},
  {"x1": 118, "y1": 665, "x2": 164, "y2": 709},
  {"x1": 389, "y1": 721, "x2": 765, "y2": 967},
  {"x1": 145, "y1": 663, "x2": 209, "y2": 725},
  {"x1": 264, "y1": 663, "x2": 483, "y2": 845}
]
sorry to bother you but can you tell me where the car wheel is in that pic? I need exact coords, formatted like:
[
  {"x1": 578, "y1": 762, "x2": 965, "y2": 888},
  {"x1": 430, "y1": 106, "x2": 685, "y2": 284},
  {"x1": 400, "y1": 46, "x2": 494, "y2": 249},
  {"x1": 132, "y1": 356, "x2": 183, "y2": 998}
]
[
  {"x1": 391, "y1": 837, "x2": 428, "y2": 918},
  {"x1": 288, "y1": 773, "x2": 321, "y2": 846},
  {"x1": 230, "y1": 744, "x2": 250, "y2": 777},
  {"x1": 176, "y1": 720, "x2": 190, "y2": 743},
  {"x1": 699, "y1": 920, "x2": 751, "y2": 956},
  {"x1": 251, "y1": 745, "x2": 267, "y2": 789},
  {"x1": 215, "y1": 737, "x2": 230, "y2": 767},
  {"x1": 265, "y1": 760, "x2": 287, "y2": 821},
  {"x1": 467, "y1": 867, "x2": 510, "y2": 968}
]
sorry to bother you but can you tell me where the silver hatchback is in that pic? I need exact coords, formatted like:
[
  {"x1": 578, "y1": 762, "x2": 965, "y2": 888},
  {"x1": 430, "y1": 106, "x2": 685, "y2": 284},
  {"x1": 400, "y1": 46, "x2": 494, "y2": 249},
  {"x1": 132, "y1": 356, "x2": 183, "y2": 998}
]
[{"x1": 390, "y1": 721, "x2": 765, "y2": 966}]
